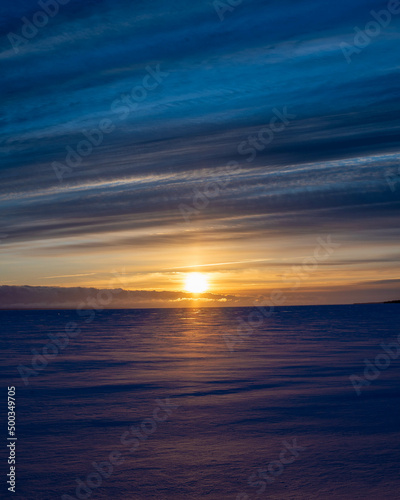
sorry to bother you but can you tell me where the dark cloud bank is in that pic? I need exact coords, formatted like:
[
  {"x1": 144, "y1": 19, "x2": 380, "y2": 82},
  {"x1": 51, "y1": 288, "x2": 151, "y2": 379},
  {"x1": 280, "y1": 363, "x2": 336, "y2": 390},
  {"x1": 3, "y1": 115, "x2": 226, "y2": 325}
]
[{"x1": 0, "y1": 285, "x2": 240, "y2": 309}]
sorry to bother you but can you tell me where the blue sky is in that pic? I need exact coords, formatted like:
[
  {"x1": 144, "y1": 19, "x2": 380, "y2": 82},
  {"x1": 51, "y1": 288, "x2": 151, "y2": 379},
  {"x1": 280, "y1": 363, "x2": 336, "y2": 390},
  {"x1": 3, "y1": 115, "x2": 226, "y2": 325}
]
[{"x1": 0, "y1": 0, "x2": 399, "y2": 305}]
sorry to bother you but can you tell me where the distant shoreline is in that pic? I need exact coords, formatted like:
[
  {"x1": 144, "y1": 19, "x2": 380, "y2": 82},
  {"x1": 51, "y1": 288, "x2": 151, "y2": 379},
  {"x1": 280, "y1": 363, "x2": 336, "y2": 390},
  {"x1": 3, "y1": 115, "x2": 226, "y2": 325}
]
[{"x1": 0, "y1": 301, "x2": 399, "y2": 311}]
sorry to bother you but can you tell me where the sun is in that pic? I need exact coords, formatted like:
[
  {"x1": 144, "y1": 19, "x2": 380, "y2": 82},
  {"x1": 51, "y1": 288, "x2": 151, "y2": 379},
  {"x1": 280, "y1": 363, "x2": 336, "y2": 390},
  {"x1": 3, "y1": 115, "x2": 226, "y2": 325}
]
[{"x1": 184, "y1": 272, "x2": 209, "y2": 294}]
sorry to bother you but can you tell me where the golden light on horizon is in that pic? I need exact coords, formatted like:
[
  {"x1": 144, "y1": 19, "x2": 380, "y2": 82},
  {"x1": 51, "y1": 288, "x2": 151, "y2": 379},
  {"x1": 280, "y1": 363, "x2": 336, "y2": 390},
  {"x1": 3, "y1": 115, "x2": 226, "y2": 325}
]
[{"x1": 184, "y1": 272, "x2": 209, "y2": 294}]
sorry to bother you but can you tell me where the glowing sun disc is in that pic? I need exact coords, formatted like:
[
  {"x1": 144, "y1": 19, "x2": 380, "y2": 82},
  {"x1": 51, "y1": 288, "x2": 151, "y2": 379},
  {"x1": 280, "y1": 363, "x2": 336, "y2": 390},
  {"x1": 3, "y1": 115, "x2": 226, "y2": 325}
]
[{"x1": 184, "y1": 273, "x2": 209, "y2": 293}]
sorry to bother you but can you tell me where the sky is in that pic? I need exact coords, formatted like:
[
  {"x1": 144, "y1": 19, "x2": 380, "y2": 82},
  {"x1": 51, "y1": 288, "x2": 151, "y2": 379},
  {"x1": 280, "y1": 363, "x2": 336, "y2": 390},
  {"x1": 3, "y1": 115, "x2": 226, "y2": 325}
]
[{"x1": 0, "y1": 0, "x2": 399, "y2": 307}]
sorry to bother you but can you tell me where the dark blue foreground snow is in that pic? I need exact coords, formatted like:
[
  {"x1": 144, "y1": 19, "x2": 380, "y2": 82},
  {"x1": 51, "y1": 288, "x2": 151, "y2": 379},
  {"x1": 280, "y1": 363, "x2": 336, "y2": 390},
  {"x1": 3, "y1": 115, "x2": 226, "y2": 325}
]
[{"x1": 2, "y1": 304, "x2": 400, "y2": 499}]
